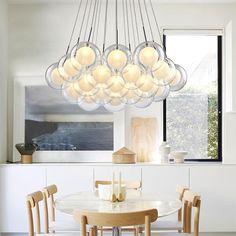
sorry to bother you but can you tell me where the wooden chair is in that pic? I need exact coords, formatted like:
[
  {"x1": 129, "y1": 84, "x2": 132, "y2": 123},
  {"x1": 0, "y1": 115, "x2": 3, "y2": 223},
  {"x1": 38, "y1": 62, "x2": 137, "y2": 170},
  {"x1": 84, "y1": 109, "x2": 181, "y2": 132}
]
[
  {"x1": 152, "y1": 185, "x2": 189, "y2": 232},
  {"x1": 26, "y1": 190, "x2": 75, "y2": 236},
  {"x1": 94, "y1": 180, "x2": 142, "y2": 190},
  {"x1": 74, "y1": 209, "x2": 158, "y2": 236},
  {"x1": 42, "y1": 184, "x2": 80, "y2": 232},
  {"x1": 94, "y1": 180, "x2": 142, "y2": 236},
  {"x1": 158, "y1": 190, "x2": 201, "y2": 236}
]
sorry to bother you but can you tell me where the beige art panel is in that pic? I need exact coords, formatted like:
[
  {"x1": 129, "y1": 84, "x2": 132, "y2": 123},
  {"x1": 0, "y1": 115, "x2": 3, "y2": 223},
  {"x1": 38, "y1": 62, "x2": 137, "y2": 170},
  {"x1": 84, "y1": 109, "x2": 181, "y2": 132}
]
[{"x1": 130, "y1": 117, "x2": 157, "y2": 162}]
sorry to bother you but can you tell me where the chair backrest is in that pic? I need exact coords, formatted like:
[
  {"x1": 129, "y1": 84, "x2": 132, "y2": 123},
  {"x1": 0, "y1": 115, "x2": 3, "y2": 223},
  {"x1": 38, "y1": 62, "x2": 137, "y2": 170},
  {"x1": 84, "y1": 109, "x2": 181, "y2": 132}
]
[
  {"x1": 95, "y1": 180, "x2": 141, "y2": 190},
  {"x1": 176, "y1": 185, "x2": 189, "y2": 222},
  {"x1": 74, "y1": 209, "x2": 158, "y2": 236},
  {"x1": 42, "y1": 184, "x2": 58, "y2": 233},
  {"x1": 182, "y1": 190, "x2": 201, "y2": 236},
  {"x1": 26, "y1": 191, "x2": 44, "y2": 236}
]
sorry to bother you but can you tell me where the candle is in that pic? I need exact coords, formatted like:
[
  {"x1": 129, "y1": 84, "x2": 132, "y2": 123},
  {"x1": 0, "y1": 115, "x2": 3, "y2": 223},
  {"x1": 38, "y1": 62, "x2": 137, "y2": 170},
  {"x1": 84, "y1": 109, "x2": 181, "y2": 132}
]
[
  {"x1": 112, "y1": 171, "x2": 115, "y2": 195},
  {"x1": 118, "y1": 171, "x2": 121, "y2": 195}
]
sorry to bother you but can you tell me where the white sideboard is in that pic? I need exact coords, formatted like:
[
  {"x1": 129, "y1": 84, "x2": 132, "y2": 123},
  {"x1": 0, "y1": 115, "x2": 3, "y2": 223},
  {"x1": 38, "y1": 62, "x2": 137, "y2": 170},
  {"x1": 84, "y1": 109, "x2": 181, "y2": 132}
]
[{"x1": 0, "y1": 163, "x2": 235, "y2": 233}]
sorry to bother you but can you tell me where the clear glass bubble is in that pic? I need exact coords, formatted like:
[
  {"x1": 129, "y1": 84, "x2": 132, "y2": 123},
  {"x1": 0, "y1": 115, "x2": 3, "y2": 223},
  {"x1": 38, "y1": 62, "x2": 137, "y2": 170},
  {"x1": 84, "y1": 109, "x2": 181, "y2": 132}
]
[
  {"x1": 70, "y1": 42, "x2": 101, "y2": 69},
  {"x1": 104, "y1": 97, "x2": 125, "y2": 112},
  {"x1": 153, "y1": 85, "x2": 170, "y2": 102},
  {"x1": 120, "y1": 89, "x2": 141, "y2": 105},
  {"x1": 91, "y1": 63, "x2": 111, "y2": 89},
  {"x1": 45, "y1": 63, "x2": 65, "y2": 90},
  {"x1": 134, "y1": 97, "x2": 154, "y2": 108},
  {"x1": 73, "y1": 73, "x2": 98, "y2": 96},
  {"x1": 105, "y1": 74, "x2": 128, "y2": 98},
  {"x1": 134, "y1": 41, "x2": 165, "y2": 70},
  {"x1": 135, "y1": 73, "x2": 159, "y2": 98},
  {"x1": 91, "y1": 88, "x2": 112, "y2": 105},
  {"x1": 170, "y1": 64, "x2": 187, "y2": 91},
  {"x1": 122, "y1": 64, "x2": 142, "y2": 90},
  {"x1": 152, "y1": 58, "x2": 176, "y2": 86},
  {"x1": 62, "y1": 80, "x2": 83, "y2": 104},
  {"x1": 78, "y1": 96, "x2": 100, "y2": 111},
  {"x1": 104, "y1": 44, "x2": 131, "y2": 72}
]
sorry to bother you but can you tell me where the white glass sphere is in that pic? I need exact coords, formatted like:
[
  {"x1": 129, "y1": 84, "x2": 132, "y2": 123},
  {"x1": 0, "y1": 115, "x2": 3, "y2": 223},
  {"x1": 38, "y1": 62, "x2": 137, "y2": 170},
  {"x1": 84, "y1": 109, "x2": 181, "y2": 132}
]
[
  {"x1": 63, "y1": 58, "x2": 81, "y2": 77},
  {"x1": 92, "y1": 64, "x2": 111, "y2": 85},
  {"x1": 104, "y1": 97, "x2": 125, "y2": 112},
  {"x1": 73, "y1": 74, "x2": 97, "y2": 96},
  {"x1": 91, "y1": 88, "x2": 111, "y2": 105},
  {"x1": 105, "y1": 75, "x2": 128, "y2": 98},
  {"x1": 122, "y1": 64, "x2": 142, "y2": 89},
  {"x1": 121, "y1": 89, "x2": 141, "y2": 105},
  {"x1": 76, "y1": 46, "x2": 96, "y2": 66},
  {"x1": 170, "y1": 64, "x2": 187, "y2": 91},
  {"x1": 152, "y1": 58, "x2": 176, "y2": 86},
  {"x1": 78, "y1": 96, "x2": 100, "y2": 111},
  {"x1": 45, "y1": 63, "x2": 65, "y2": 90},
  {"x1": 62, "y1": 82, "x2": 83, "y2": 104},
  {"x1": 107, "y1": 49, "x2": 128, "y2": 70},
  {"x1": 136, "y1": 73, "x2": 158, "y2": 98},
  {"x1": 134, "y1": 97, "x2": 154, "y2": 108},
  {"x1": 139, "y1": 46, "x2": 159, "y2": 67}
]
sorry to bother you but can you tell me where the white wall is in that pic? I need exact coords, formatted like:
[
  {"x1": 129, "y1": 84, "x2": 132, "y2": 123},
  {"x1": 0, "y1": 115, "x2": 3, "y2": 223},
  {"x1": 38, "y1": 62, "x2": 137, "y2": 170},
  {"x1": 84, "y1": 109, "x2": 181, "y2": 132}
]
[
  {"x1": 0, "y1": 0, "x2": 8, "y2": 163},
  {"x1": 6, "y1": 1, "x2": 236, "y2": 163}
]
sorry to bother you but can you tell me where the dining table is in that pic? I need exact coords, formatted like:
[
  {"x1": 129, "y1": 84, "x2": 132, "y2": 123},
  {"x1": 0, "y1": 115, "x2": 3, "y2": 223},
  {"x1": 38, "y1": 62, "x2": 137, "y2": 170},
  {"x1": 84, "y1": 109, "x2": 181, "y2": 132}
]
[{"x1": 55, "y1": 190, "x2": 182, "y2": 236}]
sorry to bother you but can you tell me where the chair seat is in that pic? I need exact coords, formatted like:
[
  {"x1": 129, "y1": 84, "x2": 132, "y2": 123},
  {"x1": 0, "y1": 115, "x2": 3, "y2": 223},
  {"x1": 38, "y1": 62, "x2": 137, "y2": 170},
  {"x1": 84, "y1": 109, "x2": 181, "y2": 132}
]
[
  {"x1": 152, "y1": 220, "x2": 183, "y2": 231},
  {"x1": 49, "y1": 220, "x2": 80, "y2": 232}
]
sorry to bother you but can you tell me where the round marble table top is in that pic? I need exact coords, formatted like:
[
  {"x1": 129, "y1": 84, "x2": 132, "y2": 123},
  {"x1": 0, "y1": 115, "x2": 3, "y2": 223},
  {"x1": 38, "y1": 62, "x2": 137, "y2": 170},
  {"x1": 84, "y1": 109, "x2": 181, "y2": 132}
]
[{"x1": 55, "y1": 190, "x2": 182, "y2": 218}]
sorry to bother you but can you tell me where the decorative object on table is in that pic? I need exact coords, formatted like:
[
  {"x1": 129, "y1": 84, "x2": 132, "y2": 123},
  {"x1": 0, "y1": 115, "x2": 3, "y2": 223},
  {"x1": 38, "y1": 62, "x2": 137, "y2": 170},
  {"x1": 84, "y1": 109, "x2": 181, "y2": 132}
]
[
  {"x1": 131, "y1": 117, "x2": 157, "y2": 162},
  {"x1": 15, "y1": 143, "x2": 38, "y2": 164},
  {"x1": 107, "y1": 171, "x2": 126, "y2": 202},
  {"x1": 170, "y1": 151, "x2": 188, "y2": 163},
  {"x1": 159, "y1": 141, "x2": 171, "y2": 163},
  {"x1": 112, "y1": 147, "x2": 136, "y2": 164},
  {"x1": 45, "y1": 0, "x2": 187, "y2": 112}
]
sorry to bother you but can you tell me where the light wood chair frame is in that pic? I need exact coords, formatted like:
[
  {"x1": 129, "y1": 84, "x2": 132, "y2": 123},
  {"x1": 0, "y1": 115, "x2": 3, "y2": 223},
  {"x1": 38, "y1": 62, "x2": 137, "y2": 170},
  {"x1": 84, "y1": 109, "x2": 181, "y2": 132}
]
[
  {"x1": 26, "y1": 191, "x2": 44, "y2": 236},
  {"x1": 42, "y1": 184, "x2": 58, "y2": 233},
  {"x1": 182, "y1": 190, "x2": 201, "y2": 236},
  {"x1": 74, "y1": 209, "x2": 158, "y2": 236}
]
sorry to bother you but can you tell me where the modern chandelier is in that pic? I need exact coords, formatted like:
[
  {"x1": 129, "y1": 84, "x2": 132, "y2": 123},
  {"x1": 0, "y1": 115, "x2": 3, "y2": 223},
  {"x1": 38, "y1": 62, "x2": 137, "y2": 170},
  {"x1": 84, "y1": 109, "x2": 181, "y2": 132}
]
[{"x1": 45, "y1": 0, "x2": 187, "y2": 112}]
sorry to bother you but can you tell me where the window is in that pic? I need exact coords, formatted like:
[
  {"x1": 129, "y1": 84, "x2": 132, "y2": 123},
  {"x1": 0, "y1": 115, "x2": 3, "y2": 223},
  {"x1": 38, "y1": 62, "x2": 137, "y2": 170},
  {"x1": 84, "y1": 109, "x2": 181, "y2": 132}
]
[{"x1": 163, "y1": 31, "x2": 222, "y2": 161}]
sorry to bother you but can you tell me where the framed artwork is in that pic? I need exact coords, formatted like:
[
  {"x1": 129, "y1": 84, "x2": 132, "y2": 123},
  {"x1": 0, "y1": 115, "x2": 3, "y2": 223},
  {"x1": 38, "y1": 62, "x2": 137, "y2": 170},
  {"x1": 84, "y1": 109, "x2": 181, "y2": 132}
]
[{"x1": 13, "y1": 76, "x2": 125, "y2": 163}]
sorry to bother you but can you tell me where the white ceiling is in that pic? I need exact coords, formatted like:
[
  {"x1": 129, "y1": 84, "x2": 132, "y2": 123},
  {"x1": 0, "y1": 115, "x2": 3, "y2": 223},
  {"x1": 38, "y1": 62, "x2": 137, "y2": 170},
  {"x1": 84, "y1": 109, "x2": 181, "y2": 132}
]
[{"x1": 7, "y1": 0, "x2": 236, "y2": 4}]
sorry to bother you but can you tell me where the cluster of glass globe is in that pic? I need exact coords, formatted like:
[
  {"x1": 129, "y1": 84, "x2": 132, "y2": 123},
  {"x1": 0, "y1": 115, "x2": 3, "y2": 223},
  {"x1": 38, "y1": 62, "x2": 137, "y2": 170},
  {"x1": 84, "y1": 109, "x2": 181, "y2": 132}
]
[{"x1": 45, "y1": 41, "x2": 187, "y2": 112}]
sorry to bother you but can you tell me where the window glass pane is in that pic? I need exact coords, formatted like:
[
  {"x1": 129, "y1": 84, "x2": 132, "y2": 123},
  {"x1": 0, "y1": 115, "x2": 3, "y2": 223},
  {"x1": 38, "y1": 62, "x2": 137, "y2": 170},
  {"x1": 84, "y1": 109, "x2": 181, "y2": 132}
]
[{"x1": 166, "y1": 35, "x2": 219, "y2": 160}]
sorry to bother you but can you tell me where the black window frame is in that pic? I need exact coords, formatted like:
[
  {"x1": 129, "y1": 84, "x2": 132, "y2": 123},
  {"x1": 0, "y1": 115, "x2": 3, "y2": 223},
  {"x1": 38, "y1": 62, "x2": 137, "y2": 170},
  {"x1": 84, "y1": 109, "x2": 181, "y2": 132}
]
[{"x1": 162, "y1": 33, "x2": 222, "y2": 162}]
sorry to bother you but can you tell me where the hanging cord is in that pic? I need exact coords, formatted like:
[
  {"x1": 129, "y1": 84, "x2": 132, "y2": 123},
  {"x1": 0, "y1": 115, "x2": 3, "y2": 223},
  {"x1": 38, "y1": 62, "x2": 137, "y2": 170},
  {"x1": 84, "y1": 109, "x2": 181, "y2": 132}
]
[
  {"x1": 88, "y1": 0, "x2": 98, "y2": 42},
  {"x1": 137, "y1": 0, "x2": 148, "y2": 43},
  {"x1": 83, "y1": 0, "x2": 93, "y2": 41},
  {"x1": 115, "y1": 0, "x2": 118, "y2": 48},
  {"x1": 77, "y1": 0, "x2": 89, "y2": 44},
  {"x1": 65, "y1": 0, "x2": 83, "y2": 54},
  {"x1": 94, "y1": 0, "x2": 102, "y2": 45},
  {"x1": 129, "y1": 0, "x2": 136, "y2": 49},
  {"x1": 149, "y1": 0, "x2": 163, "y2": 46},
  {"x1": 125, "y1": 0, "x2": 131, "y2": 51},
  {"x1": 132, "y1": 0, "x2": 140, "y2": 44},
  {"x1": 122, "y1": 0, "x2": 127, "y2": 47},
  {"x1": 143, "y1": 0, "x2": 154, "y2": 42},
  {"x1": 91, "y1": 0, "x2": 100, "y2": 42},
  {"x1": 102, "y1": 0, "x2": 109, "y2": 52}
]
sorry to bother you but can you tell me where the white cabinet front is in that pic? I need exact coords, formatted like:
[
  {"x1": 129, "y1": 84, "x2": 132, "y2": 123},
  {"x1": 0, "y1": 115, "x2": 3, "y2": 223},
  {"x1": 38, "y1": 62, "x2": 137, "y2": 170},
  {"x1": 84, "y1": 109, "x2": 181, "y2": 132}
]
[
  {"x1": 190, "y1": 166, "x2": 236, "y2": 232},
  {"x1": 0, "y1": 166, "x2": 46, "y2": 232}
]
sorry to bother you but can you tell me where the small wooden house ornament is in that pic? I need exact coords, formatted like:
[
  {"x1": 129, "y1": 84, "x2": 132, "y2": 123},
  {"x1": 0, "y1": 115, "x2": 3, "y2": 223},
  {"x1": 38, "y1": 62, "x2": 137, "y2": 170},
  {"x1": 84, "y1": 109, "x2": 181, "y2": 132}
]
[{"x1": 112, "y1": 147, "x2": 136, "y2": 164}]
